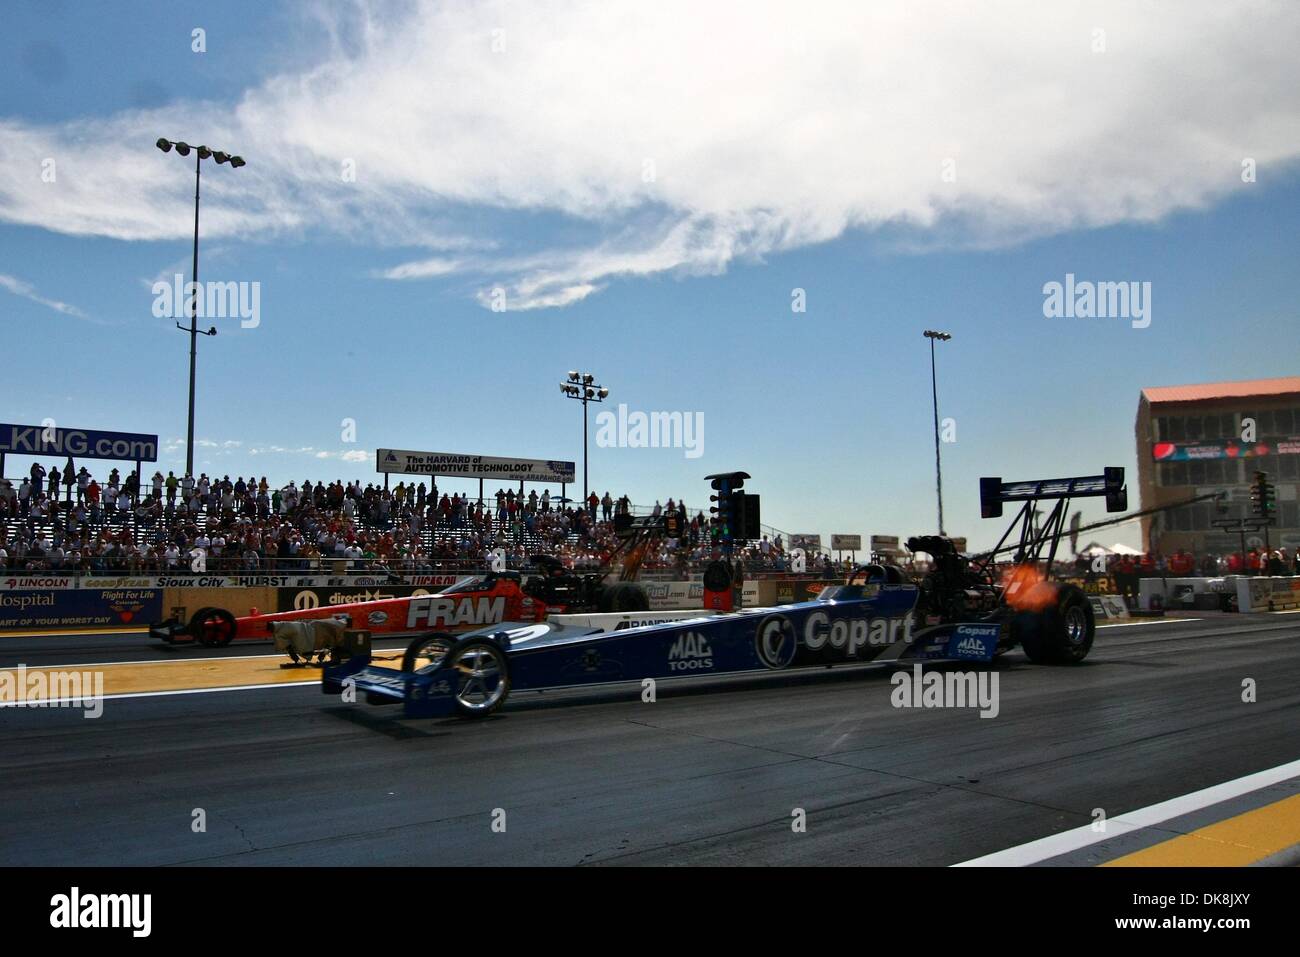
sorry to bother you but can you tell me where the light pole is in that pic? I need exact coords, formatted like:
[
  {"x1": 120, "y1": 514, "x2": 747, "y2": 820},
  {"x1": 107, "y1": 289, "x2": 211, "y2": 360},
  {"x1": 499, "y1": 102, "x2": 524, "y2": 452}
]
[
  {"x1": 923, "y1": 330, "x2": 952, "y2": 534},
  {"x1": 156, "y1": 138, "x2": 245, "y2": 479},
  {"x1": 559, "y1": 371, "x2": 608, "y2": 504}
]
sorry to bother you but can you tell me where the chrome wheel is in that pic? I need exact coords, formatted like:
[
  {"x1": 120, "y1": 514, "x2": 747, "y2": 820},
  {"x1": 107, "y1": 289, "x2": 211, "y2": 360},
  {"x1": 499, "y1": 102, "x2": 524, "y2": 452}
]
[
  {"x1": 1064, "y1": 604, "x2": 1088, "y2": 646},
  {"x1": 451, "y1": 643, "x2": 508, "y2": 715}
]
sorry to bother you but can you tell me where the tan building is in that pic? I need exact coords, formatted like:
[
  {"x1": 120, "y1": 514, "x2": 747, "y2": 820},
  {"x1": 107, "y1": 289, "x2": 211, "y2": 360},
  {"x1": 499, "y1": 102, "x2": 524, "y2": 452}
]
[{"x1": 1135, "y1": 377, "x2": 1300, "y2": 557}]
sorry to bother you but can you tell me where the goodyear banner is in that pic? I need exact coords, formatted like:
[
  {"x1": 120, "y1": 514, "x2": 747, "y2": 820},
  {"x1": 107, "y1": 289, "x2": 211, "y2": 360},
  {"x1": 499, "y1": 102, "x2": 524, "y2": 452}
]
[
  {"x1": 0, "y1": 589, "x2": 162, "y2": 631},
  {"x1": 0, "y1": 423, "x2": 158, "y2": 462},
  {"x1": 376, "y1": 448, "x2": 575, "y2": 483}
]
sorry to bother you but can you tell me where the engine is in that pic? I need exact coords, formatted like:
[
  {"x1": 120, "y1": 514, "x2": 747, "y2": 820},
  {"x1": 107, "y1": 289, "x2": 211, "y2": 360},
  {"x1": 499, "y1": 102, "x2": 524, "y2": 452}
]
[{"x1": 906, "y1": 535, "x2": 1000, "y2": 623}]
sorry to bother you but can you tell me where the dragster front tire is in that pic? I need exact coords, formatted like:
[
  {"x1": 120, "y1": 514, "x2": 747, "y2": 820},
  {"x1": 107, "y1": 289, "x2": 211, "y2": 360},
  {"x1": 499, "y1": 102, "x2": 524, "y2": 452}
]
[
  {"x1": 1014, "y1": 584, "x2": 1094, "y2": 664},
  {"x1": 401, "y1": 632, "x2": 458, "y2": 673},
  {"x1": 446, "y1": 639, "x2": 511, "y2": 718}
]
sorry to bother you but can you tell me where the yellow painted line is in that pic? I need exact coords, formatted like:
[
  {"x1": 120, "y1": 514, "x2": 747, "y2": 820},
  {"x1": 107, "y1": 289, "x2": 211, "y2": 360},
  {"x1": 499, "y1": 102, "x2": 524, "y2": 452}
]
[
  {"x1": 1103, "y1": 792, "x2": 1300, "y2": 867},
  {"x1": 0, "y1": 626, "x2": 147, "y2": 639},
  {"x1": 1, "y1": 656, "x2": 325, "y2": 698}
]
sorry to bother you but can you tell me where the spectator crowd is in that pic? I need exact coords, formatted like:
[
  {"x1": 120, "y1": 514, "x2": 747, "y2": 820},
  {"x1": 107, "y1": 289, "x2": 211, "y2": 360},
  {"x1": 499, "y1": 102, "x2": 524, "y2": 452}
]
[
  {"x1": 2, "y1": 461, "x2": 1295, "y2": 587},
  {"x1": 0, "y1": 461, "x2": 797, "y2": 577}
]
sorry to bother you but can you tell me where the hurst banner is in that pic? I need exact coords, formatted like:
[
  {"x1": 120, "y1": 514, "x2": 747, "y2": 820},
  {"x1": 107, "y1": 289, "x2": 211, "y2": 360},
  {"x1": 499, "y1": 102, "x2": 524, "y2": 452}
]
[{"x1": 377, "y1": 449, "x2": 576, "y2": 484}]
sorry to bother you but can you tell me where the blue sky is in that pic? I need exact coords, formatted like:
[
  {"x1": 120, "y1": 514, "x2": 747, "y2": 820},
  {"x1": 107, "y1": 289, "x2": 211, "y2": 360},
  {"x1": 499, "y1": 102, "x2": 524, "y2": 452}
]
[{"x1": 2, "y1": 1, "x2": 1299, "y2": 550}]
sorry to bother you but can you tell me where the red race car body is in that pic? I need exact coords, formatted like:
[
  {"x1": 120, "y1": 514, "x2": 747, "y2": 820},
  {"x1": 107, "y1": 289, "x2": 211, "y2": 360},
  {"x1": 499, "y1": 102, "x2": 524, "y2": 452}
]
[{"x1": 151, "y1": 572, "x2": 549, "y2": 647}]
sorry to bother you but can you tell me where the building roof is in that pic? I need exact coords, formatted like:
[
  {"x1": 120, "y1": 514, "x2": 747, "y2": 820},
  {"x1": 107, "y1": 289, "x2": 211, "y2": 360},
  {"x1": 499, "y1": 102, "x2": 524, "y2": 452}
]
[{"x1": 1141, "y1": 377, "x2": 1300, "y2": 405}]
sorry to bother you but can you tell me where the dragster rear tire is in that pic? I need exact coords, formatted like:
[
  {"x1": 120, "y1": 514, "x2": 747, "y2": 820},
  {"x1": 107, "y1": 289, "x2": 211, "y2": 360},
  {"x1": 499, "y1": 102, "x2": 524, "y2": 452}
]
[
  {"x1": 599, "y1": 582, "x2": 650, "y2": 613},
  {"x1": 189, "y1": 606, "x2": 237, "y2": 648},
  {"x1": 1014, "y1": 584, "x2": 1094, "y2": 664}
]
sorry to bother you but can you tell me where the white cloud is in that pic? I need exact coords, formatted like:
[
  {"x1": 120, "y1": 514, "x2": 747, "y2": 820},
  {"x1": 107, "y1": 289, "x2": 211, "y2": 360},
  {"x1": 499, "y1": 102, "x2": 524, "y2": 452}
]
[
  {"x1": 2, "y1": 0, "x2": 1298, "y2": 309},
  {"x1": 314, "y1": 449, "x2": 371, "y2": 462},
  {"x1": 0, "y1": 273, "x2": 92, "y2": 320},
  {"x1": 380, "y1": 257, "x2": 468, "y2": 280}
]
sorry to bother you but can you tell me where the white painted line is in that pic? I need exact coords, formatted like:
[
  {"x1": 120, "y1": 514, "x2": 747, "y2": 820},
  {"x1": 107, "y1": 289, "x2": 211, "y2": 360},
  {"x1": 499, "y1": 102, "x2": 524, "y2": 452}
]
[
  {"x1": 952, "y1": 757, "x2": 1300, "y2": 866},
  {"x1": 0, "y1": 680, "x2": 319, "y2": 708},
  {"x1": 0, "y1": 643, "x2": 409, "y2": 671},
  {"x1": 1097, "y1": 618, "x2": 1197, "y2": 630},
  {"x1": 0, "y1": 651, "x2": 293, "y2": 669}
]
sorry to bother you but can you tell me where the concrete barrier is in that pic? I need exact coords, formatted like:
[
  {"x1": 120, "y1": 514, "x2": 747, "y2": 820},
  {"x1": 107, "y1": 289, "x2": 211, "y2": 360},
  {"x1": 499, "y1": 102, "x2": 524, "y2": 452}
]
[
  {"x1": 1137, "y1": 575, "x2": 1300, "y2": 613},
  {"x1": 1233, "y1": 576, "x2": 1300, "y2": 613}
]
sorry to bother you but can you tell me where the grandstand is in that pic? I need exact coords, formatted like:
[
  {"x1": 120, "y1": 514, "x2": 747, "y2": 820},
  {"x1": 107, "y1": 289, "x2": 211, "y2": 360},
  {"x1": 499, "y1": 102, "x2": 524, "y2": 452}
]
[{"x1": 0, "y1": 470, "x2": 798, "y2": 577}]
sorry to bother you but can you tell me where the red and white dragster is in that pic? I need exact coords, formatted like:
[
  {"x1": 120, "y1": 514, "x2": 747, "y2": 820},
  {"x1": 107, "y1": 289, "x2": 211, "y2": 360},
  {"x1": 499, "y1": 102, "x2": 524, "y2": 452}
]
[{"x1": 149, "y1": 565, "x2": 656, "y2": 648}]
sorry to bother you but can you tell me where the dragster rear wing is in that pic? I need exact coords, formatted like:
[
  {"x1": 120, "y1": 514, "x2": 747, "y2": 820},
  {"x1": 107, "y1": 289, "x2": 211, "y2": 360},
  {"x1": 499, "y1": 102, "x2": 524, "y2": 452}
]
[{"x1": 980, "y1": 468, "x2": 1127, "y2": 518}]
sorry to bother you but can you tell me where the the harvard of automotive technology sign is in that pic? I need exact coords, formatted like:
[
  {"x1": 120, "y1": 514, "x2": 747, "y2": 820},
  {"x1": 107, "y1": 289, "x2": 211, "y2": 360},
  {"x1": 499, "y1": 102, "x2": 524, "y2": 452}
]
[
  {"x1": 376, "y1": 449, "x2": 575, "y2": 484},
  {"x1": 0, "y1": 423, "x2": 158, "y2": 462}
]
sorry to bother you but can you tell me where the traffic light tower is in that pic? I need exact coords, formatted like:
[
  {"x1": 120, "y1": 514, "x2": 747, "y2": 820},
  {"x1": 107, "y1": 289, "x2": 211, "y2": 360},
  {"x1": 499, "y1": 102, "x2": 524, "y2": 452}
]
[
  {"x1": 706, "y1": 471, "x2": 749, "y2": 559},
  {"x1": 704, "y1": 471, "x2": 751, "y2": 611},
  {"x1": 1251, "y1": 470, "x2": 1276, "y2": 556}
]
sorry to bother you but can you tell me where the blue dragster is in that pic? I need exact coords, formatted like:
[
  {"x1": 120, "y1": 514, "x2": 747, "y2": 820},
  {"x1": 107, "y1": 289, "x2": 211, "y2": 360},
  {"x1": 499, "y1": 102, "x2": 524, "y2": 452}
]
[{"x1": 321, "y1": 577, "x2": 1007, "y2": 720}]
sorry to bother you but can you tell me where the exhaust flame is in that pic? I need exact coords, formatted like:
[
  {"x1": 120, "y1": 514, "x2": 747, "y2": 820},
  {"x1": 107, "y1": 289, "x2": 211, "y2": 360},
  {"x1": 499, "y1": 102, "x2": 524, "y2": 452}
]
[{"x1": 1001, "y1": 563, "x2": 1058, "y2": 612}]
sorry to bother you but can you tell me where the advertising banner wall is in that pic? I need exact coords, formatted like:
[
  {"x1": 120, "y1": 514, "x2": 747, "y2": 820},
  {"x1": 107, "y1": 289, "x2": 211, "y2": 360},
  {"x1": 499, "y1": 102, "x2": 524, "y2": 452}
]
[
  {"x1": 1, "y1": 574, "x2": 476, "y2": 591},
  {"x1": 276, "y1": 584, "x2": 449, "y2": 613},
  {"x1": 1152, "y1": 438, "x2": 1299, "y2": 461},
  {"x1": 768, "y1": 578, "x2": 843, "y2": 605},
  {"x1": 377, "y1": 449, "x2": 575, "y2": 483},
  {"x1": 870, "y1": 535, "x2": 900, "y2": 553},
  {"x1": 831, "y1": 534, "x2": 862, "y2": 551},
  {"x1": 0, "y1": 589, "x2": 162, "y2": 631},
  {"x1": 643, "y1": 580, "x2": 759, "y2": 610},
  {"x1": 1235, "y1": 575, "x2": 1300, "y2": 612}
]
